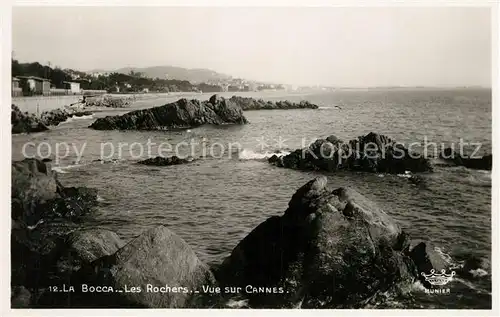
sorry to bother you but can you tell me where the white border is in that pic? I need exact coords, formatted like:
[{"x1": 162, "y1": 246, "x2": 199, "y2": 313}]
[{"x1": 1, "y1": 1, "x2": 498, "y2": 316}]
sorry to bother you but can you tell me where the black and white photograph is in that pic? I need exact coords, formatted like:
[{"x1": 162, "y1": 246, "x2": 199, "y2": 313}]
[{"x1": 5, "y1": 2, "x2": 498, "y2": 312}]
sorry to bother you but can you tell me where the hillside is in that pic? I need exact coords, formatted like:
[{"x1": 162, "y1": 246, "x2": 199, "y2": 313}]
[{"x1": 91, "y1": 66, "x2": 233, "y2": 83}]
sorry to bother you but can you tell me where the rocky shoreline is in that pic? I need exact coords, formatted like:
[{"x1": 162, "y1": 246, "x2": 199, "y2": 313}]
[
  {"x1": 12, "y1": 94, "x2": 318, "y2": 135},
  {"x1": 11, "y1": 158, "x2": 484, "y2": 308},
  {"x1": 11, "y1": 94, "x2": 135, "y2": 134},
  {"x1": 229, "y1": 96, "x2": 319, "y2": 110},
  {"x1": 12, "y1": 104, "x2": 94, "y2": 134},
  {"x1": 83, "y1": 95, "x2": 135, "y2": 108}
]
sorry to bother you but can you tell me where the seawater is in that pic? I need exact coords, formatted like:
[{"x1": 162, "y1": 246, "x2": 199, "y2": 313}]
[{"x1": 12, "y1": 88, "x2": 492, "y2": 308}]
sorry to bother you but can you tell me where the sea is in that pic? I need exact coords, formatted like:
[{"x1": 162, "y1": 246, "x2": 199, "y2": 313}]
[{"x1": 12, "y1": 88, "x2": 492, "y2": 309}]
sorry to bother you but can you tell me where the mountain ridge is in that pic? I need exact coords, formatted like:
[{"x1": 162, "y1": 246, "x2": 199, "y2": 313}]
[{"x1": 88, "y1": 65, "x2": 233, "y2": 83}]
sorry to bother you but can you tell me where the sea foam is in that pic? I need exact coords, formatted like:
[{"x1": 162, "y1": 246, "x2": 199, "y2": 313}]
[{"x1": 238, "y1": 149, "x2": 290, "y2": 160}]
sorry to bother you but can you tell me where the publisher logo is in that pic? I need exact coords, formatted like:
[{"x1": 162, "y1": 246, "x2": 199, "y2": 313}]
[{"x1": 421, "y1": 269, "x2": 456, "y2": 294}]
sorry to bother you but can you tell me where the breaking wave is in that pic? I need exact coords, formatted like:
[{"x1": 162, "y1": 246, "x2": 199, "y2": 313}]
[
  {"x1": 60, "y1": 114, "x2": 95, "y2": 124},
  {"x1": 51, "y1": 163, "x2": 86, "y2": 173},
  {"x1": 237, "y1": 149, "x2": 290, "y2": 160}
]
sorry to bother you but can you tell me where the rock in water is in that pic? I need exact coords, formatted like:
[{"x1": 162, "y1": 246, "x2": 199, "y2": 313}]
[
  {"x1": 89, "y1": 95, "x2": 248, "y2": 130},
  {"x1": 11, "y1": 105, "x2": 49, "y2": 134},
  {"x1": 75, "y1": 226, "x2": 218, "y2": 308},
  {"x1": 440, "y1": 147, "x2": 492, "y2": 170},
  {"x1": 137, "y1": 156, "x2": 194, "y2": 166},
  {"x1": 216, "y1": 177, "x2": 419, "y2": 308},
  {"x1": 229, "y1": 96, "x2": 319, "y2": 110},
  {"x1": 269, "y1": 132, "x2": 432, "y2": 174},
  {"x1": 40, "y1": 108, "x2": 93, "y2": 126},
  {"x1": 84, "y1": 95, "x2": 133, "y2": 108}
]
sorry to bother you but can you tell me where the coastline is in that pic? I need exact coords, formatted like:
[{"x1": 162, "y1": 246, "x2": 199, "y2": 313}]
[{"x1": 12, "y1": 87, "x2": 491, "y2": 115}]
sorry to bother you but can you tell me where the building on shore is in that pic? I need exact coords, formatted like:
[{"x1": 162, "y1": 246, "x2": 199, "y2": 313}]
[
  {"x1": 16, "y1": 76, "x2": 51, "y2": 96},
  {"x1": 12, "y1": 77, "x2": 23, "y2": 97},
  {"x1": 63, "y1": 81, "x2": 81, "y2": 94}
]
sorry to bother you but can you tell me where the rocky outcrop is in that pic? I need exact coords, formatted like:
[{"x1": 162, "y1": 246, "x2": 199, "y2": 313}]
[
  {"x1": 11, "y1": 159, "x2": 98, "y2": 226},
  {"x1": 215, "y1": 177, "x2": 443, "y2": 308},
  {"x1": 440, "y1": 147, "x2": 492, "y2": 171},
  {"x1": 84, "y1": 95, "x2": 134, "y2": 108},
  {"x1": 40, "y1": 108, "x2": 93, "y2": 127},
  {"x1": 137, "y1": 156, "x2": 195, "y2": 166},
  {"x1": 229, "y1": 96, "x2": 319, "y2": 110},
  {"x1": 11, "y1": 105, "x2": 49, "y2": 134},
  {"x1": 89, "y1": 95, "x2": 248, "y2": 130},
  {"x1": 268, "y1": 132, "x2": 432, "y2": 174},
  {"x1": 11, "y1": 104, "x2": 93, "y2": 134},
  {"x1": 11, "y1": 159, "x2": 101, "y2": 296},
  {"x1": 67, "y1": 226, "x2": 219, "y2": 308},
  {"x1": 11, "y1": 166, "x2": 455, "y2": 308},
  {"x1": 12, "y1": 223, "x2": 126, "y2": 307}
]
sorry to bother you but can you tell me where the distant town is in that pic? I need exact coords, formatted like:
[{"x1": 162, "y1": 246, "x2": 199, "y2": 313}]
[
  {"x1": 12, "y1": 59, "x2": 487, "y2": 98},
  {"x1": 11, "y1": 59, "x2": 290, "y2": 97}
]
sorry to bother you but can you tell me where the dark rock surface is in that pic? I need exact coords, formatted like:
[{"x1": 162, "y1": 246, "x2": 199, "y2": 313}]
[
  {"x1": 11, "y1": 104, "x2": 49, "y2": 134},
  {"x1": 11, "y1": 159, "x2": 98, "y2": 226},
  {"x1": 84, "y1": 95, "x2": 133, "y2": 108},
  {"x1": 11, "y1": 286, "x2": 32, "y2": 308},
  {"x1": 440, "y1": 147, "x2": 492, "y2": 170},
  {"x1": 11, "y1": 164, "x2": 452, "y2": 308},
  {"x1": 137, "y1": 155, "x2": 195, "y2": 166},
  {"x1": 215, "y1": 176, "x2": 427, "y2": 308},
  {"x1": 229, "y1": 96, "x2": 319, "y2": 110},
  {"x1": 68, "y1": 226, "x2": 219, "y2": 308},
  {"x1": 89, "y1": 94, "x2": 248, "y2": 130},
  {"x1": 268, "y1": 132, "x2": 432, "y2": 174},
  {"x1": 407, "y1": 242, "x2": 450, "y2": 288},
  {"x1": 11, "y1": 159, "x2": 100, "y2": 302},
  {"x1": 12, "y1": 104, "x2": 94, "y2": 134},
  {"x1": 56, "y1": 229, "x2": 125, "y2": 273}
]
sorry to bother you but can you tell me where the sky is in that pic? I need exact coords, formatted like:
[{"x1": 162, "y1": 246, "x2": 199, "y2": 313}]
[{"x1": 12, "y1": 6, "x2": 492, "y2": 87}]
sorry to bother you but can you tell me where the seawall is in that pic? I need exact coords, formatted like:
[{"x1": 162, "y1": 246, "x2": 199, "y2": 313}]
[{"x1": 12, "y1": 95, "x2": 83, "y2": 114}]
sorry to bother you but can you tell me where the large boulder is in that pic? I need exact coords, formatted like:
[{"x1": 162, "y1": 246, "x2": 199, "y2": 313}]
[
  {"x1": 56, "y1": 229, "x2": 125, "y2": 273},
  {"x1": 89, "y1": 95, "x2": 248, "y2": 130},
  {"x1": 71, "y1": 226, "x2": 218, "y2": 308},
  {"x1": 11, "y1": 105, "x2": 48, "y2": 134},
  {"x1": 440, "y1": 147, "x2": 492, "y2": 170},
  {"x1": 16, "y1": 228, "x2": 126, "y2": 308},
  {"x1": 229, "y1": 96, "x2": 319, "y2": 110},
  {"x1": 216, "y1": 177, "x2": 420, "y2": 308},
  {"x1": 269, "y1": 132, "x2": 432, "y2": 174}
]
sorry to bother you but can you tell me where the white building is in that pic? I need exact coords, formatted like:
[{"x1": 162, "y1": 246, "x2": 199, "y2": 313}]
[{"x1": 63, "y1": 81, "x2": 81, "y2": 94}]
